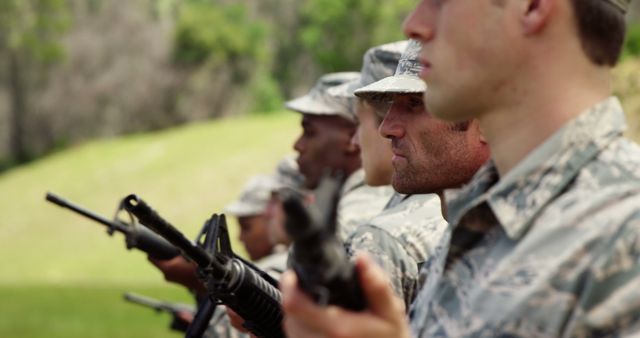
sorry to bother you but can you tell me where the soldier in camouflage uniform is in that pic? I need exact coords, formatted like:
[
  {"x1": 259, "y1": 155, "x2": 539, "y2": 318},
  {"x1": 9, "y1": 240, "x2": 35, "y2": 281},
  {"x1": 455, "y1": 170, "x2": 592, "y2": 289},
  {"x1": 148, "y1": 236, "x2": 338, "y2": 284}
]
[
  {"x1": 329, "y1": 41, "x2": 447, "y2": 308},
  {"x1": 225, "y1": 73, "x2": 399, "y2": 335},
  {"x1": 287, "y1": 72, "x2": 394, "y2": 240},
  {"x1": 281, "y1": 0, "x2": 640, "y2": 337}
]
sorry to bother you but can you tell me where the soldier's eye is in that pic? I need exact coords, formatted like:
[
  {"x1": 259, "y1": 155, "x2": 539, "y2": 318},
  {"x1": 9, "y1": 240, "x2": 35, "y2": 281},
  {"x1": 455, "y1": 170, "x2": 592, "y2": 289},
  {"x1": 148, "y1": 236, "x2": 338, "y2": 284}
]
[{"x1": 409, "y1": 97, "x2": 423, "y2": 109}]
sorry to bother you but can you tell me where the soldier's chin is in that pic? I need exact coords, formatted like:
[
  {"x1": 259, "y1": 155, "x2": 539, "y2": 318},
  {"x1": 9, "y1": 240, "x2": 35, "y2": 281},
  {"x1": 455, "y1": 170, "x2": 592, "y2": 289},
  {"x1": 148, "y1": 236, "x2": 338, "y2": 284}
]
[
  {"x1": 391, "y1": 175, "x2": 413, "y2": 194},
  {"x1": 303, "y1": 176, "x2": 320, "y2": 190}
]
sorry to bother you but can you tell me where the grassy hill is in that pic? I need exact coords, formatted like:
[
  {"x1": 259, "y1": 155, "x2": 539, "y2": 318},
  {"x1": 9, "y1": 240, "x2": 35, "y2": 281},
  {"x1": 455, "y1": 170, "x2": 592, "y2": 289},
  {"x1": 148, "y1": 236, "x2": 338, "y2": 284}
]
[{"x1": 0, "y1": 111, "x2": 299, "y2": 338}]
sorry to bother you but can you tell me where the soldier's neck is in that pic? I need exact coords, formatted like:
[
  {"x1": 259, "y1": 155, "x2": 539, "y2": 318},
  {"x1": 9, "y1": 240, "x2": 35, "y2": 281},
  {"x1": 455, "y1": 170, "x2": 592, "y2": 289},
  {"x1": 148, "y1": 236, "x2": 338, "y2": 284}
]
[{"x1": 479, "y1": 69, "x2": 611, "y2": 177}]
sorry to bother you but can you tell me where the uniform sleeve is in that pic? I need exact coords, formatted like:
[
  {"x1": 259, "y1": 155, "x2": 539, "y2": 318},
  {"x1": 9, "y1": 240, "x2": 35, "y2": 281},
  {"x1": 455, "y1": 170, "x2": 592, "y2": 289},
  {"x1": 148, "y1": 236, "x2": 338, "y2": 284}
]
[
  {"x1": 203, "y1": 307, "x2": 251, "y2": 338},
  {"x1": 567, "y1": 204, "x2": 640, "y2": 337},
  {"x1": 345, "y1": 225, "x2": 421, "y2": 309}
]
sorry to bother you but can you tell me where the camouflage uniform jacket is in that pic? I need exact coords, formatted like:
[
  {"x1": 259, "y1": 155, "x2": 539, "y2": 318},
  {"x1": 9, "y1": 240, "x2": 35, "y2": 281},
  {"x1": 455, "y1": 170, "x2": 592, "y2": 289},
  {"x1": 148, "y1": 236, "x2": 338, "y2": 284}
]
[
  {"x1": 345, "y1": 192, "x2": 448, "y2": 308},
  {"x1": 337, "y1": 169, "x2": 395, "y2": 240},
  {"x1": 409, "y1": 97, "x2": 640, "y2": 337},
  {"x1": 204, "y1": 249, "x2": 289, "y2": 338}
]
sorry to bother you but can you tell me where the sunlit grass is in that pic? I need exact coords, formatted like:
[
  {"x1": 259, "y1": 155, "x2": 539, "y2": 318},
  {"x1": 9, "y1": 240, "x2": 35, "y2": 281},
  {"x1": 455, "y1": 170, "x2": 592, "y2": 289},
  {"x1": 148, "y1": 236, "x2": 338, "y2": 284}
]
[
  {"x1": 0, "y1": 112, "x2": 300, "y2": 337},
  {"x1": 0, "y1": 112, "x2": 299, "y2": 285},
  {"x1": 0, "y1": 285, "x2": 193, "y2": 338}
]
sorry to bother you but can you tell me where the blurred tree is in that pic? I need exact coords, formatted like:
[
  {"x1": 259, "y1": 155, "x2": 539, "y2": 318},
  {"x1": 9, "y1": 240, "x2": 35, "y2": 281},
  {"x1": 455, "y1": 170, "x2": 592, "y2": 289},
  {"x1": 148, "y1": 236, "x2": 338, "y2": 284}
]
[
  {"x1": 173, "y1": 0, "x2": 270, "y2": 116},
  {"x1": 299, "y1": 0, "x2": 415, "y2": 72},
  {"x1": 0, "y1": 0, "x2": 68, "y2": 164},
  {"x1": 624, "y1": 23, "x2": 640, "y2": 58}
]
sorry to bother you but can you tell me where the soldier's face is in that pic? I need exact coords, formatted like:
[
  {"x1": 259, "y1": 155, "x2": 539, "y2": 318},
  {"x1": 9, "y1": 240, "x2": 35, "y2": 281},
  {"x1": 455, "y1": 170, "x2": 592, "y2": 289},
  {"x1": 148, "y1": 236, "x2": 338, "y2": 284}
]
[
  {"x1": 380, "y1": 93, "x2": 489, "y2": 194},
  {"x1": 403, "y1": 0, "x2": 517, "y2": 122},
  {"x1": 293, "y1": 115, "x2": 359, "y2": 189},
  {"x1": 265, "y1": 193, "x2": 289, "y2": 246},
  {"x1": 238, "y1": 214, "x2": 273, "y2": 261},
  {"x1": 353, "y1": 99, "x2": 393, "y2": 186}
]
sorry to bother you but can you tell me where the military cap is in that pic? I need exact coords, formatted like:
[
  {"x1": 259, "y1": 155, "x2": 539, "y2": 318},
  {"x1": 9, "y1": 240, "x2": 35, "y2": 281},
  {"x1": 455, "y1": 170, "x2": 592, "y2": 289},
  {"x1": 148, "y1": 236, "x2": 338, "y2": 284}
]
[
  {"x1": 608, "y1": 0, "x2": 630, "y2": 12},
  {"x1": 285, "y1": 72, "x2": 360, "y2": 123},
  {"x1": 354, "y1": 39, "x2": 426, "y2": 97},
  {"x1": 224, "y1": 175, "x2": 275, "y2": 217},
  {"x1": 330, "y1": 41, "x2": 408, "y2": 99},
  {"x1": 270, "y1": 155, "x2": 305, "y2": 192}
]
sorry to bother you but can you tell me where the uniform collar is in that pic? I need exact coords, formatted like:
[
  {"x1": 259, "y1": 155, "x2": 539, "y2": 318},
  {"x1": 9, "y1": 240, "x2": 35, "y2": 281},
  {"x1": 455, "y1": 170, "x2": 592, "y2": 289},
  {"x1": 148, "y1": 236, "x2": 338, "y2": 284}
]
[
  {"x1": 340, "y1": 168, "x2": 366, "y2": 197},
  {"x1": 447, "y1": 97, "x2": 627, "y2": 240}
]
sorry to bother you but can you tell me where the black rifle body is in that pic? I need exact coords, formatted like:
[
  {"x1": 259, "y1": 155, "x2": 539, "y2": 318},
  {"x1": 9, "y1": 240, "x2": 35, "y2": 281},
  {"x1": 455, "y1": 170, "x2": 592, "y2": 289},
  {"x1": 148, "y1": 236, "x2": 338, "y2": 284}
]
[
  {"x1": 123, "y1": 194, "x2": 285, "y2": 338},
  {"x1": 283, "y1": 175, "x2": 367, "y2": 311}
]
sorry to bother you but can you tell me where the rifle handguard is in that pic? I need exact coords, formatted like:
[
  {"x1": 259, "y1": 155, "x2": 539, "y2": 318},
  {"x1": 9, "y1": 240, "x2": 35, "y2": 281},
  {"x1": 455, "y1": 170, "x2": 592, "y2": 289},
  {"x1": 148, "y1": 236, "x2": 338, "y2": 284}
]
[{"x1": 123, "y1": 194, "x2": 285, "y2": 338}]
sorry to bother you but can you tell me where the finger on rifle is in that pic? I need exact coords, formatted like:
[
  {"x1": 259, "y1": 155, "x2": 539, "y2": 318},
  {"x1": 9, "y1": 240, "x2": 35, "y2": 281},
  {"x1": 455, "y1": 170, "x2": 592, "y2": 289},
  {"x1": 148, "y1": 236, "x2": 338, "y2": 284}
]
[
  {"x1": 281, "y1": 271, "x2": 336, "y2": 331},
  {"x1": 225, "y1": 307, "x2": 250, "y2": 333}
]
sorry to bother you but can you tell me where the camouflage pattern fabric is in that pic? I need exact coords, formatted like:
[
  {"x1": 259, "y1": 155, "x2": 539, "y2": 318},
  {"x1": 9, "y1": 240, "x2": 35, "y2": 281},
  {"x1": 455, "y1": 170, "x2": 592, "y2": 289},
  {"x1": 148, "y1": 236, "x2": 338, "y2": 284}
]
[
  {"x1": 203, "y1": 310, "x2": 247, "y2": 338},
  {"x1": 409, "y1": 97, "x2": 640, "y2": 337},
  {"x1": 330, "y1": 41, "x2": 408, "y2": 99},
  {"x1": 285, "y1": 72, "x2": 360, "y2": 123},
  {"x1": 336, "y1": 169, "x2": 395, "y2": 241},
  {"x1": 354, "y1": 39, "x2": 426, "y2": 97},
  {"x1": 345, "y1": 192, "x2": 448, "y2": 308}
]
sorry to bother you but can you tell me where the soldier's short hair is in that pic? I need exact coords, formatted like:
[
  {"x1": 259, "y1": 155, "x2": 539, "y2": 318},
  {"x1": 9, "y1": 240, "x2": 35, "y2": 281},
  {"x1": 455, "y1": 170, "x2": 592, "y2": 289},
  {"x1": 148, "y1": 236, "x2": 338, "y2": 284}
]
[{"x1": 571, "y1": 0, "x2": 629, "y2": 66}]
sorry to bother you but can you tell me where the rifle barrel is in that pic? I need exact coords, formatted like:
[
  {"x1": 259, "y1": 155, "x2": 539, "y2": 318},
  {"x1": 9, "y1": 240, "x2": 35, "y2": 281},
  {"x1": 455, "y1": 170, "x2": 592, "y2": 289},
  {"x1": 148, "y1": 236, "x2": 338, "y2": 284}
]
[
  {"x1": 46, "y1": 192, "x2": 129, "y2": 234},
  {"x1": 124, "y1": 292, "x2": 164, "y2": 310}
]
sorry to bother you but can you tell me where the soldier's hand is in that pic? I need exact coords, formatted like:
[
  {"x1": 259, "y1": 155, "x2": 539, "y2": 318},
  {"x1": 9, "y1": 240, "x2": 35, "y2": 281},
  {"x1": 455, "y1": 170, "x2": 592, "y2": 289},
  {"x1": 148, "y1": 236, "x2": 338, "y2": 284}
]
[
  {"x1": 225, "y1": 307, "x2": 259, "y2": 338},
  {"x1": 281, "y1": 254, "x2": 410, "y2": 338},
  {"x1": 148, "y1": 256, "x2": 206, "y2": 294},
  {"x1": 175, "y1": 310, "x2": 195, "y2": 325},
  {"x1": 225, "y1": 307, "x2": 249, "y2": 333}
]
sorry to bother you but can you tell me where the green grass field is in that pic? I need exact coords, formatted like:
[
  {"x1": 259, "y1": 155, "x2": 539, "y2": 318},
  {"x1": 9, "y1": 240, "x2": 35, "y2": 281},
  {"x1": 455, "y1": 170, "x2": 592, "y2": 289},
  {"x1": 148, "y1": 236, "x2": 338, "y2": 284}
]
[{"x1": 0, "y1": 112, "x2": 299, "y2": 337}]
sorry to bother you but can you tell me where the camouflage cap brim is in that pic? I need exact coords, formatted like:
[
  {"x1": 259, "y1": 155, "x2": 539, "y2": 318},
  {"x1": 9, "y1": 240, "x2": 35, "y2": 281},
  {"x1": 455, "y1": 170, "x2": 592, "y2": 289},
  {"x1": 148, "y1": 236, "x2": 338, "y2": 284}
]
[
  {"x1": 285, "y1": 95, "x2": 345, "y2": 115},
  {"x1": 330, "y1": 41, "x2": 408, "y2": 100},
  {"x1": 285, "y1": 96, "x2": 356, "y2": 122},
  {"x1": 354, "y1": 74, "x2": 426, "y2": 98},
  {"x1": 328, "y1": 77, "x2": 363, "y2": 99},
  {"x1": 224, "y1": 174, "x2": 277, "y2": 217},
  {"x1": 285, "y1": 72, "x2": 360, "y2": 122},
  {"x1": 224, "y1": 199, "x2": 267, "y2": 218}
]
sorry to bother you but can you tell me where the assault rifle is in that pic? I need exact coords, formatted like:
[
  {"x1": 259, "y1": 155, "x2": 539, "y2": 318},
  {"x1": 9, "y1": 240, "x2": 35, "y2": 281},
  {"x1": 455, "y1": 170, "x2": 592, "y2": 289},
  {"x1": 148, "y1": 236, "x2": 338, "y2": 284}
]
[
  {"x1": 45, "y1": 192, "x2": 180, "y2": 260},
  {"x1": 122, "y1": 194, "x2": 284, "y2": 338},
  {"x1": 281, "y1": 174, "x2": 366, "y2": 311},
  {"x1": 124, "y1": 292, "x2": 194, "y2": 332}
]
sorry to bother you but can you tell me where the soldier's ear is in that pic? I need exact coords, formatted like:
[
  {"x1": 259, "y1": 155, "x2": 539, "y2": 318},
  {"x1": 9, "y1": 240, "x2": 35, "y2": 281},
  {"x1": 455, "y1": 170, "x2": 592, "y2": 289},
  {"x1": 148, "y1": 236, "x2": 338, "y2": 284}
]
[
  {"x1": 521, "y1": 0, "x2": 555, "y2": 35},
  {"x1": 345, "y1": 127, "x2": 360, "y2": 155},
  {"x1": 345, "y1": 137, "x2": 360, "y2": 155}
]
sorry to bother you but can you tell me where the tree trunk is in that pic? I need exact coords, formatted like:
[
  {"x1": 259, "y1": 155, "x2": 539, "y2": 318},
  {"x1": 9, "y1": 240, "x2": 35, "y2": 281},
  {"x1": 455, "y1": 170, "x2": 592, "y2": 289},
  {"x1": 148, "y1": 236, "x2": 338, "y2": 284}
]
[{"x1": 8, "y1": 49, "x2": 28, "y2": 163}]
